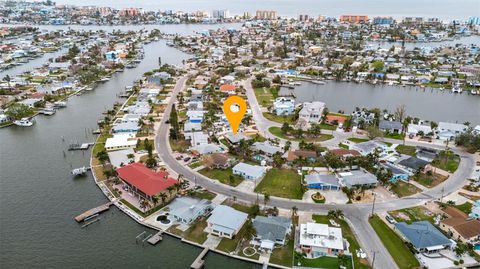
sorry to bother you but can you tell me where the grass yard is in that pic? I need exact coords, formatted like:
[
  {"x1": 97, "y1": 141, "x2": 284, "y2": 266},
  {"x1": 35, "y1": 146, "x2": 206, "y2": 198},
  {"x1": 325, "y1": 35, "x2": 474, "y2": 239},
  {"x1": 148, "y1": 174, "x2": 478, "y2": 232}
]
[
  {"x1": 339, "y1": 143, "x2": 349, "y2": 149},
  {"x1": 184, "y1": 218, "x2": 208, "y2": 244},
  {"x1": 319, "y1": 123, "x2": 338, "y2": 130},
  {"x1": 269, "y1": 126, "x2": 334, "y2": 142},
  {"x1": 169, "y1": 138, "x2": 190, "y2": 152},
  {"x1": 413, "y1": 172, "x2": 448, "y2": 188},
  {"x1": 384, "y1": 132, "x2": 405, "y2": 140},
  {"x1": 255, "y1": 169, "x2": 303, "y2": 199},
  {"x1": 388, "y1": 206, "x2": 435, "y2": 224},
  {"x1": 369, "y1": 215, "x2": 420, "y2": 269},
  {"x1": 395, "y1": 145, "x2": 416, "y2": 156},
  {"x1": 254, "y1": 87, "x2": 274, "y2": 107},
  {"x1": 262, "y1": 112, "x2": 295, "y2": 124},
  {"x1": 188, "y1": 161, "x2": 203, "y2": 169},
  {"x1": 454, "y1": 202, "x2": 473, "y2": 215},
  {"x1": 347, "y1": 138, "x2": 369, "y2": 143},
  {"x1": 270, "y1": 239, "x2": 294, "y2": 267},
  {"x1": 216, "y1": 221, "x2": 253, "y2": 253},
  {"x1": 199, "y1": 167, "x2": 243, "y2": 186},
  {"x1": 432, "y1": 151, "x2": 460, "y2": 173},
  {"x1": 390, "y1": 181, "x2": 421, "y2": 197},
  {"x1": 295, "y1": 256, "x2": 345, "y2": 269},
  {"x1": 188, "y1": 190, "x2": 217, "y2": 200},
  {"x1": 313, "y1": 215, "x2": 370, "y2": 269}
]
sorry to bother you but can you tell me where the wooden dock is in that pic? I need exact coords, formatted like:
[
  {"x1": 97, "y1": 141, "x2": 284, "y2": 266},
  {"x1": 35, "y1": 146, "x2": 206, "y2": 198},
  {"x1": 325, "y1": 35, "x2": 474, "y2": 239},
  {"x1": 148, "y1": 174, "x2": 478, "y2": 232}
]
[
  {"x1": 147, "y1": 231, "x2": 163, "y2": 245},
  {"x1": 191, "y1": 247, "x2": 209, "y2": 269},
  {"x1": 74, "y1": 202, "x2": 113, "y2": 222}
]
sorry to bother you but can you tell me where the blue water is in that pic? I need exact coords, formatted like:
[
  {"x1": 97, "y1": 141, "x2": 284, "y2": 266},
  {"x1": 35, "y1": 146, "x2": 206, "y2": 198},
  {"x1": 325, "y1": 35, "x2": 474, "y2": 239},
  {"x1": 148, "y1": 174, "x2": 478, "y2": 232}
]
[{"x1": 475, "y1": 244, "x2": 480, "y2": 251}]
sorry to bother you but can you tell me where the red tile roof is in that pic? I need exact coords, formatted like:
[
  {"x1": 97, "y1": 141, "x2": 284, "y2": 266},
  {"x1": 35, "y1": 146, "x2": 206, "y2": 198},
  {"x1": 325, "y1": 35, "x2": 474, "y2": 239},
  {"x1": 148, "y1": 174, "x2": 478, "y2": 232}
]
[
  {"x1": 220, "y1": 84, "x2": 236, "y2": 92},
  {"x1": 116, "y1": 163, "x2": 177, "y2": 196}
]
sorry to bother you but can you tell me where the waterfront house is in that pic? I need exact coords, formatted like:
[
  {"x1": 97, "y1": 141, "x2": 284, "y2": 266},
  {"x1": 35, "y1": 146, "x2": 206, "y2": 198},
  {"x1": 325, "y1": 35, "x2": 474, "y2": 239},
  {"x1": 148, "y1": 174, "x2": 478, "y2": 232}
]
[
  {"x1": 206, "y1": 205, "x2": 248, "y2": 239},
  {"x1": 273, "y1": 97, "x2": 295, "y2": 115},
  {"x1": 299, "y1": 222, "x2": 345, "y2": 258},
  {"x1": 116, "y1": 163, "x2": 178, "y2": 203},
  {"x1": 394, "y1": 221, "x2": 453, "y2": 253},
  {"x1": 105, "y1": 136, "x2": 137, "y2": 151},
  {"x1": 112, "y1": 121, "x2": 140, "y2": 134},
  {"x1": 232, "y1": 162, "x2": 267, "y2": 181},
  {"x1": 338, "y1": 169, "x2": 378, "y2": 189},
  {"x1": 252, "y1": 216, "x2": 292, "y2": 251},
  {"x1": 350, "y1": 140, "x2": 389, "y2": 156},
  {"x1": 436, "y1": 122, "x2": 468, "y2": 140},
  {"x1": 351, "y1": 110, "x2": 376, "y2": 125},
  {"x1": 168, "y1": 197, "x2": 213, "y2": 225},
  {"x1": 190, "y1": 143, "x2": 223, "y2": 155},
  {"x1": 107, "y1": 148, "x2": 135, "y2": 168},
  {"x1": 304, "y1": 173, "x2": 341, "y2": 190},
  {"x1": 379, "y1": 120, "x2": 402, "y2": 133},
  {"x1": 287, "y1": 150, "x2": 318, "y2": 163},
  {"x1": 297, "y1": 101, "x2": 326, "y2": 125},
  {"x1": 407, "y1": 124, "x2": 432, "y2": 136},
  {"x1": 19, "y1": 98, "x2": 42, "y2": 108}
]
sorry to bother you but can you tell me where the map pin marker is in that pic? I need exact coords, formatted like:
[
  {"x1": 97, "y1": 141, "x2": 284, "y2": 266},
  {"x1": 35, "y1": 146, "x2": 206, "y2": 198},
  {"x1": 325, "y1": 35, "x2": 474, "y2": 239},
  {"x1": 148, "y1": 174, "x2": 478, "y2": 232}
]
[{"x1": 223, "y1": 96, "x2": 247, "y2": 135}]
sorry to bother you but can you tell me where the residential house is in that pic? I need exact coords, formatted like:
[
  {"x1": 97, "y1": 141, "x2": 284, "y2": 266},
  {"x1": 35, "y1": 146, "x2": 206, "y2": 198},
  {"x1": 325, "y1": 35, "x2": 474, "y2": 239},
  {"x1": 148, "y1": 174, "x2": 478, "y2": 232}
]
[
  {"x1": 338, "y1": 169, "x2": 378, "y2": 189},
  {"x1": 329, "y1": 149, "x2": 360, "y2": 158},
  {"x1": 379, "y1": 120, "x2": 402, "y2": 133},
  {"x1": 183, "y1": 122, "x2": 202, "y2": 133},
  {"x1": 436, "y1": 122, "x2": 468, "y2": 140},
  {"x1": 252, "y1": 216, "x2": 292, "y2": 251},
  {"x1": 299, "y1": 222, "x2": 345, "y2": 258},
  {"x1": 382, "y1": 163, "x2": 410, "y2": 183},
  {"x1": 190, "y1": 143, "x2": 223, "y2": 155},
  {"x1": 251, "y1": 141, "x2": 283, "y2": 157},
  {"x1": 116, "y1": 163, "x2": 178, "y2": 203},
  {"x1": 407, "y1": 124, "x2": 432, "y2": 136},
  {"x1": 206, "y1": 205, "x2": 248, "y2": 239},
  {"x1": 398, "y1": 156, "x2": 429, "y2": 173},
  {"x1": 112, "y1": 121, "x2": 139, "y2": 134},
  {"x1": 105, "y1": 136, "x2": 137, "y2": 151},
  {"x1": 273, "y1": 97, "x2": 295, "y2": 116},
  {"x1": 185, "y1": 131, "x2": 209, "y2": 147},
  {"x1": 219, "y1": 84, "x2": 236, "y2": 94},
  {"x1": 187, "y1": 110, "x2": 205, "y2": 123},
  {"x1": 394, "y1": 221, "x2": 454, "y2": 253},
  {"x1": 441, "y1": 207, "x2": 480, "y2": 243},
  {"x1": 287, "y1": 150, "x2": 318, "y2": 163},
  {"x1": 224, "y1": 132, "x2": 251, "y2": 144},
  {"x1": 304, "y1": 174, "x2": 341, "y2": 190},
  {"x1": 350, "y1": 140, "x2": 389, "y2": 156},
  {"x1": 232, "y1": 162, "x2": 267, "y2": 181},
  {"x1": 168, "y1": 197, "x2": 213, "y2": 225},
  {"x1": 415, "y1": 146, "x2": 438, "y2": 162},
  {"x1": 207, "y1": 153, "x2": 231, "y2": 169},
  {"x1": 297, "y1": 101, "x2": 326, "y2": 126}
]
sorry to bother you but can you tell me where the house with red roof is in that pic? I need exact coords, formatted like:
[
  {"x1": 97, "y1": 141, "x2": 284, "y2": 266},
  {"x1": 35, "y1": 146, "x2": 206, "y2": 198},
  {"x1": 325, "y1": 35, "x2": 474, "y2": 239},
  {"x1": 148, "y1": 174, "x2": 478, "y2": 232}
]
[
  {"x1": 116, "y1": 163, "x2": 178, "y2": 203},
  {"x1": 219, "y1": 84, "x2": 236, "y2": 94}
]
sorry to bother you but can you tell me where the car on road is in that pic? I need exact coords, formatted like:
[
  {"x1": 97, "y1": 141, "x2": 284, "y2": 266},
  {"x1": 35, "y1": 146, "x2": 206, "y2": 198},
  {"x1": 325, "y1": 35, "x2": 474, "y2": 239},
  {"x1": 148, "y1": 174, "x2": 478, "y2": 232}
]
[{"x1": 385, "y1": 215, "x2": 396, "y2": 224}]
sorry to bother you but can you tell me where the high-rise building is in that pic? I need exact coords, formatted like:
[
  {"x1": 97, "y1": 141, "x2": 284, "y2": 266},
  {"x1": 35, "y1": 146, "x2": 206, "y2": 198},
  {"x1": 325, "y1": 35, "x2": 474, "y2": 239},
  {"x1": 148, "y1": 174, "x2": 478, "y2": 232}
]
[
  {"x1": 339, "y1": 15, "x2": 369, "y2": 23},
  {"x1": 255, "y1": 10, "x2": 277, "y2": 20},
  {"x1": 373, "y1": 17, "x2": 394, "y2": 25},
  {"x1": 468, "y1": 16, "x2": 480, "y2": 25},
  {"x1": 212, "y1": 9, "x2": 230, "y2": 19},
  {"x1": 299, "y1": 14, "x2": 309, "y2": 22}
]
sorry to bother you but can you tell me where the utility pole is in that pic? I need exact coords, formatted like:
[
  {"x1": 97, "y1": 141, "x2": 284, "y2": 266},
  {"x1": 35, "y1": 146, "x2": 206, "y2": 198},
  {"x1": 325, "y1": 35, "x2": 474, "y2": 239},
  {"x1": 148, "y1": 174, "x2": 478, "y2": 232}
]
[
  {"x1": 371, "y1": 192, "x2": 376, "y2": 217},
  {"x1": 440, "y1": 186, "x2": 445, "y2": 203},
  {"x1": 194, "y1": 175, "x2": 197, "y2": 187},
  {"x1": 372, "y1": 251, "x2": 376, "y2": 269}
]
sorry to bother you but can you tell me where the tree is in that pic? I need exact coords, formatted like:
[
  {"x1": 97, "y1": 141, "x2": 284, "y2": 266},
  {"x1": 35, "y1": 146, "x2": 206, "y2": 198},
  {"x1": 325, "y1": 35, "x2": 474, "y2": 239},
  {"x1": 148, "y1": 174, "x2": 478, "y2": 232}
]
[
  {"x1": 169, "y1": 104, "x2": 180, "y2": 140},
  {"x1": 366, "y1": 125, "x2": 383, "y2": 140},
  {"x1": 263, "y1": 193, "x2": 270, "y2": 207},
  {"x1": 291, "y1": 206, "x2": 298, "y2": 217},
  {"x1": 281, "y1": 122, "x2": 290, "y2": 134},
  {"x1": 272, "y1": 152, "x2": 284, "y2": 168},
  {"x1": 5, "y1": 103, "x2": 34, "y2": 120},
  {"x1": 96, "y1": 150, "x2": 109, "y2": 165},
  {"x1": 394, "y1": 104, "x2": 407, "y2": 123}
]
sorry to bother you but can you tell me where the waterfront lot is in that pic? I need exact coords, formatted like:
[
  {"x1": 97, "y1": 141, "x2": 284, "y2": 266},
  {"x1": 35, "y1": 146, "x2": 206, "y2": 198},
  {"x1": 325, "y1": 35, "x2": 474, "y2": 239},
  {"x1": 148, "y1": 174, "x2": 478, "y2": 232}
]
[
  {"x1": 254, "y1": 169, "x2": 303, "y2": 199},
  {"x1": 254, "y1": 87, "x2": 275, "y2": 107},
  {"x1": 269, "y1": 126, "x2": 334, "y2": 142},
  {"x1": 369, "y1": 215, "x2": 420, "y2": 269},
  {"x1": 269, "y1": 239, "x2": 294, "y2": 267}
]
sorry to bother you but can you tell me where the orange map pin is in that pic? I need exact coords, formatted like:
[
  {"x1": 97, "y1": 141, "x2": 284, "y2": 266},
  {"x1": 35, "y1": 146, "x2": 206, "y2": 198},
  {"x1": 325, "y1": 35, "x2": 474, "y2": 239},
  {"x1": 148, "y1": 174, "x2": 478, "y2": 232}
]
[{"x1": 223, "y1": 96, "x2": 247, "y2": 135}]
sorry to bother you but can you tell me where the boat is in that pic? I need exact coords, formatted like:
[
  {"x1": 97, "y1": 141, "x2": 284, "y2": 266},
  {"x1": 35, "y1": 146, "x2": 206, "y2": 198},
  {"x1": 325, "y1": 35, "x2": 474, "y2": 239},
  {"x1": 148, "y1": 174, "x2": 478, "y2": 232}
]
[
  {"x1": 98, "y1": 77, "x2": 110, "y2": 82},
  {"x1": 40, "y1": 107, "x2": 56, "y2": 115},
  {"x1": 470, "y1": 90, "x2": 478, "y2": 95},
  {"x1": 13, "y1": 118, "x2": 34, "y2": 127},
  {"x1": 71, "y1": 166, "x2": 89, "y2": 176},
  {"x1": 126, "y1": 63, "x2": 136, "y2": 69},
  {"x1": 311, "y1": 80, "x2": 326, "y2": 85},
  {"x1": 54, "y1": 101, "x2": 67, "y2": 108},
  {"x1": 451, "y1": 85, "x2": 463, "y2": 93}
]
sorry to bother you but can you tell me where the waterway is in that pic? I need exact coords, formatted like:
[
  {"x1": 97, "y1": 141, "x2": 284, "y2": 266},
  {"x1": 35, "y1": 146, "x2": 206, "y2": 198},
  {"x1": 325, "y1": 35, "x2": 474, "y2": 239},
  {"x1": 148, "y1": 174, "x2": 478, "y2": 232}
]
[
  {"x1": 0, "y1": 24, "x2": 261, "y2": 269},
  {"x1": 295, "y1": 81, "x2": 480, "y2": 125}
]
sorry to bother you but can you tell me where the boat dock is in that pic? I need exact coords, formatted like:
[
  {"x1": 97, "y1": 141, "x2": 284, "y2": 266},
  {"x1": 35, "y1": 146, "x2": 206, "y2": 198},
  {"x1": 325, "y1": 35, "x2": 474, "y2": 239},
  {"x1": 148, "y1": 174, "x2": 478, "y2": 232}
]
[
  {"x1": 147, "y1": 231, "x2": 163, "y2": 245},
  {"x1": 68, "y1": 143, "x2": 94, "y2": 151},
  {"x1": 191, "y1": 247, "x2": 209, "y2": 269},
  {"x1": 74, "y1": 202, "x2": 113, "y2": 222}
]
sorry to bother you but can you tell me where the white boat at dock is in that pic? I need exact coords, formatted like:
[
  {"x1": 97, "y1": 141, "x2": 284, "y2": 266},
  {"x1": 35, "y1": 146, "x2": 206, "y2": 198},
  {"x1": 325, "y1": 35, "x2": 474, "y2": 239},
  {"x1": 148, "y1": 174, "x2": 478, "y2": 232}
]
[
  {"x1": 39, "y1": 107, "x2": 56, "y2": 115},
  {"x1": 54, "y1": 101, "x2": 67, "y2": 108},
  {"x1": 451, "y1": 86, "x2": 463, "y2": 93},
  {"x1": 71, "y1": 166, "x2": 90, "y2": 176},
  {"x1": 311, "y1": 80, "x2": 326, "y2": 85},
  {"x1": 471, "y1": 90, "x2": 478, "y2": 95},
  {"x1": 98, "y1": 77, "x2": 110, "y2": 82},
  {"x1": 13, "y1": 118, "x2": 34, "y2": 127}
]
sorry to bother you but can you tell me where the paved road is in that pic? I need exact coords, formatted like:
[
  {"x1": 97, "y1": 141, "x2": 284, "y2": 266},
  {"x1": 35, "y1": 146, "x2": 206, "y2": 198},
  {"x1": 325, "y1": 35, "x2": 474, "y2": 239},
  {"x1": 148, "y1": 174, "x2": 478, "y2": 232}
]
[{"x1": 156, "y1": 76, "x2": 476, "y2": 269}]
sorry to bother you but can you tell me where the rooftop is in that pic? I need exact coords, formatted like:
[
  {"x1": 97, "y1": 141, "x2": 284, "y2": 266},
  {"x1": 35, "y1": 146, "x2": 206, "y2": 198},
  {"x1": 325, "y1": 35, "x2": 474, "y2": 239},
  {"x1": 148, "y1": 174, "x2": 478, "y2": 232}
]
[{"x1": 116, "y1": 163, "x2": 177, "y2": 196}]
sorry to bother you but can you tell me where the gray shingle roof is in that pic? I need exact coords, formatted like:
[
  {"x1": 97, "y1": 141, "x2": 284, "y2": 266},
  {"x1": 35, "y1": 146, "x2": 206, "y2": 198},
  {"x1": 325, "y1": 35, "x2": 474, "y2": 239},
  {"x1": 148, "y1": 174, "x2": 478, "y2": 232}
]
[
  {"x1": 395, "y1": 221, "x2": 452, "y2": 249},
  {"x1": 379, "y1": 120, "x2": 402, "y2": 131},
  {"x1": 252, "y1": 216, "x2": 291, "y2": 242},
  {"x1": 398, "y1": 156, "x2": 429, "y2": 170},
  {"x1": 305, "y1": 174, "x2": 340, "y2": 187}
]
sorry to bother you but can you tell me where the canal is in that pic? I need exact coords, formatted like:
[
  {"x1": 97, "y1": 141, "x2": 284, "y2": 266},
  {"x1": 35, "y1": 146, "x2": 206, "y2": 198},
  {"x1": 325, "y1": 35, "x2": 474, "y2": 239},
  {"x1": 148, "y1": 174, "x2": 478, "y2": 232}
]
[{"x1": 0, "y1": 23, "x2": 262, "y2": 269}]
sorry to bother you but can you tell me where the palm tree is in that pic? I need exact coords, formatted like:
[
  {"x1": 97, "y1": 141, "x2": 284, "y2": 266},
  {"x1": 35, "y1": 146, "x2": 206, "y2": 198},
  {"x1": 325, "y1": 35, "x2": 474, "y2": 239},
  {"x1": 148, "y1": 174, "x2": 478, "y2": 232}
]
[
  {"x1": 291, "y1": 206, "x2": 298, "y2": 217},
  {"x1": 159, "y1": 192, "x2": 168, "y2": 205},
  {"x1": 263, "y1": 193, "x2": 270, "y2": 207},
  {"x1": 167, "y1": 186, "x2": 175, "y2": 197},
  {"x1": 151, "y1": 195, "x2": 159, "y2": 207}
]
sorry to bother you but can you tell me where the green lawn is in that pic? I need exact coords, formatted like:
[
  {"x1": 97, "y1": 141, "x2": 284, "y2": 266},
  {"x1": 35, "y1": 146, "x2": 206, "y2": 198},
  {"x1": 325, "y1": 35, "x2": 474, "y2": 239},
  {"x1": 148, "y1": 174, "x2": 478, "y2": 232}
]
[
  {"x1": 347, "y1": 138, "x2": 369, "y2": 143},
  {"x1": 198, "y1": 167, "x2": 243, "y2": 186},
  {"x1": 254, "y1": 87, "x2": 274, "y2": 107},
  {"x1": 389, "y1": 206, "x2": 435, "y2": 224},
  {"x1": 454, "y1": 202, "x2": 473, "y2": 215},
  {"x1": 216, "y1": 221, "x2": 253, "y2": 253},
  {"x1": 188, "y1": 161, "x2": 203, "y2": 169},
  {"x1": 313, "y1": 215, "x2": 370, "y2": 269},
  {"x1": 384, "y1": 132, "x2": 405, "y2": 140},
  {"x1": 319, "y1": 123, "x2": 337, "y2": 130},
  {"x1": 255, "y1": 169, "x2": 303, "y2": 199},
  {"x1": 295, "y1": 256, "x2": 347, "y2": 269},
  {"x1": 184, "y1": 218, "x2": 208, "y2": 244},
  {"x1": 169, "y1": 138, "x2": 189, "y2": 152},
  {"x1": 188, "y1": 190, "x2": 217, "y2": 200},
  {"x1": 270, "y1": 239, "x2": 294, "y2": 267},
  {"x1": 390, "y1": 181, "x2": 421, "y2": 197},
  {"x1": 262, "y1": 112, "x2": 295, "y2": 124},
  {"x1": 269, "y1": 126, "x2": 334, "y2": 142},
  {"x1": 413, "y1": 172, "x2": 448, "y2": 188},
  {"x1": 395, "y1": 145, "x2": 416, "y2": 156},
  {"x1": 339, "y1": 143, "x2": 349, "y2": 149},
  {"x1": 369, "y1": 215, "x2": 420, "y2": 269},
  {"x1": 431, "y1": 151, "x2": 460, "y2": 173}
]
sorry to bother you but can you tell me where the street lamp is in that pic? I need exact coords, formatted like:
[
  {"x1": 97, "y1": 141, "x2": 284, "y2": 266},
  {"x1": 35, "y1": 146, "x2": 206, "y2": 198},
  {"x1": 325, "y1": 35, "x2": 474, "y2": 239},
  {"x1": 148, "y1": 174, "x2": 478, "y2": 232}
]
[{"x1": 370, "y1": 192, "x2": 376, "y2": 217}]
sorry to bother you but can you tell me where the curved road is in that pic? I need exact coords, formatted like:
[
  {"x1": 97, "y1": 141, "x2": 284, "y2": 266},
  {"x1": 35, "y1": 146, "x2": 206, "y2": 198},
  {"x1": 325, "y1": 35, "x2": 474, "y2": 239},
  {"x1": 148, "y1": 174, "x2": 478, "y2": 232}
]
[{"x1": 156, "y1": 76, "x2": 476, "y2": 269}]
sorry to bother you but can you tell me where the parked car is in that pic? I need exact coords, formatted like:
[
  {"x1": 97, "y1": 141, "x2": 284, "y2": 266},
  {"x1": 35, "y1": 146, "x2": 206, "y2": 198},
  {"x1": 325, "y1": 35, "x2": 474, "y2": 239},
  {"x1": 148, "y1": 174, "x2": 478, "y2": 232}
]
[
  {"x1": 385, "y1": 215, "x2": 396, "y2": 224},
  {"x1": 183, "y1": 157, "x2": 191, "y2": 162}
]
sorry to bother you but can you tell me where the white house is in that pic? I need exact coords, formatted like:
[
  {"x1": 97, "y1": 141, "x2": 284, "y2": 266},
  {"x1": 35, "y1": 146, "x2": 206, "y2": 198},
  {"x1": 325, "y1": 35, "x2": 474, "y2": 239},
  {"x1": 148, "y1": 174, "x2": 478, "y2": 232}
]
[
  {"x1": 436, "y1": 122, "x2": 468, "y2": 140},
  {"x1": 407, "y1": 124, "x2": 432, "y2": 136},
  {"x1": 299, "y1": 222, "x2": 345, "y2": 258},
  {"x1": 273, "y1": 97, "x2": 295, "y2": 116},
  {"x1": 105, "y1": 136, "x2": 137, "y2": 151},
  {"x1": 206, "y1": 205, "x2": 248, "y2": 239},
  {"x1": 298, "y1": 101, "x2": 326, "y2": 124},
  {"x1": 232, "y1": 162, "x2": 267, "y2": 181}
]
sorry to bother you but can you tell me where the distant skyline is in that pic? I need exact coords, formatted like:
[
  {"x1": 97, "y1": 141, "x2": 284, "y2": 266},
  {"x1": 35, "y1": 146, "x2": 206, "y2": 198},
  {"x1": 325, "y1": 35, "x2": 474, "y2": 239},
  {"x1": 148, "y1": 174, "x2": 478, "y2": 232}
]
[{"x1": 49, "y1": 0, "x2": 480, "y2": 20}]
